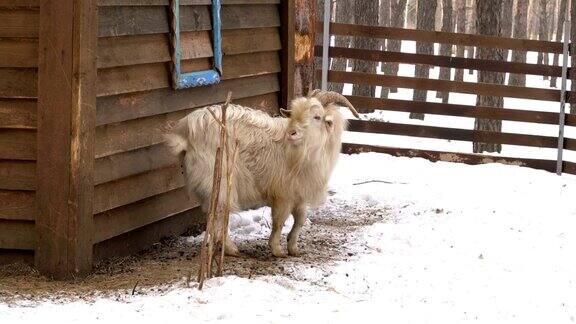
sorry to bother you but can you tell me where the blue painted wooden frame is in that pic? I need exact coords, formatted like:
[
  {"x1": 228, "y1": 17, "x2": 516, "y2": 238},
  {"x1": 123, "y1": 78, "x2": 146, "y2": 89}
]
[{"x1": 169, "y1": 0, "x2": 222, "y2": 89}]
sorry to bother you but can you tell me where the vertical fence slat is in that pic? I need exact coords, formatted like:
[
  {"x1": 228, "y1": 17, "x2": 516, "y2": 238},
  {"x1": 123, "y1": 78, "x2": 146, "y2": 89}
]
[
  {"x1": 320, "y1": 0, "x2": 330, "y2": 91},
  {"x1": 556, "y1": 17, "x2": 571, "y2": 175}
]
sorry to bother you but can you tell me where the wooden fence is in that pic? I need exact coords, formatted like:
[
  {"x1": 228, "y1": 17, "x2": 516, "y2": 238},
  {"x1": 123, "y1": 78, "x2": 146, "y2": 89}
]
[{"x1": 316, "y1": 21, "x2": 575, "y2": 175}]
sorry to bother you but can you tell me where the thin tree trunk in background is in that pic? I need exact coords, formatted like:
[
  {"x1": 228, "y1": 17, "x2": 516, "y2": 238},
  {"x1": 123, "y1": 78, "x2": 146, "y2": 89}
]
[
  {"x1": 551, "y1": 0, "x2": 567, "y2": 88},
  {"x1": 466, "y1": 0, "x2": 475, "y2": 75},
  {"x1": 406, "y1": 0, "x2": 417, "y2": 28},
  {"x1": 380, "y1": 0, "x2": 392, "y2": 99},
  {"x1": 571, "y1": 0, "x2": 576, "y2": 114},
  {"x1": 454, "y1": 0, "x2": 466, "y2": 82},
  {"x1": 387, "y1": 0, "x2": 408, "y2": 93},
  {"x1": 328, "y1": 0, "x2": 353, "y2": 94},
  {"x1": 351, "y1": 0, "x2": 379, "y2": 97},
  {"x1": 509, "y1": 0, "x2": 528, "y2": 86},
  {"x1": 410, "y1": 0, "x2": 437, "y2": 120},
  {"x1": 294, "y1": 0, "x2": 317, "y2": 97},
  {"x1": 500, "y1": 0, "x2": 514, "y2": 38},
  {"x1": 548, "y1": 0, "x2": 558, "y2": 41},
  {"x1": 474, "y1": 0, "x2": 504, "y2": 153},
  {"x1": 538, "y1": 0, "x2": 549, "y2": 79},
  {"x1": 437, "y1": 0, "x2": 453, "y2": 103}
]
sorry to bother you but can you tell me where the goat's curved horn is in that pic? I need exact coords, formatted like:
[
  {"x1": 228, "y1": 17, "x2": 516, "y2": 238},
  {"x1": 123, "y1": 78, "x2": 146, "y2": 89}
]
[
  {"x1": 308, "y1": 90, "x2": 360, "y2": 119},
  {"x1": 279, "y1": 108, "x2": 291, "y2": 117}
]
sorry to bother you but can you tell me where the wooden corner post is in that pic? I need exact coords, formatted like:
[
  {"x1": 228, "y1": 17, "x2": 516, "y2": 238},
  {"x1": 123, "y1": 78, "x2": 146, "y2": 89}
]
[
  {"x1": 281, "y1": 0, "x2": 295, "y2": 108},
  {"x1": 294, "y1": 0, "x2": 316, "y2": 97},
  {"x1": 36, "y1": 0, "x2": 98, "y2": 278}
]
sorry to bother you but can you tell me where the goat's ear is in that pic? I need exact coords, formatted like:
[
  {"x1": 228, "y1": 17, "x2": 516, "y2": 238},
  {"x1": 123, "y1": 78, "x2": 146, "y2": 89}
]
[{"x1": 279, "y1": 108, "x2": 291, "y2": 118}]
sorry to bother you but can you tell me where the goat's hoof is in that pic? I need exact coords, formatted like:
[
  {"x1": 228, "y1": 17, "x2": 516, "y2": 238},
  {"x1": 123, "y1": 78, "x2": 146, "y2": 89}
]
[
  {"x1": 271, "y1": 250, "x2": 287, "y2": 258},
  {"x1": 288, "y1": 248, "x2": 301, "y2": 257}
]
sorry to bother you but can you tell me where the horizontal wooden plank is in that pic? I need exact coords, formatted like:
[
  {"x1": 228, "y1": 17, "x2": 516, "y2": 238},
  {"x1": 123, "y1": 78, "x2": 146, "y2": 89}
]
[
  {"x1": 96, "y1": 75, "x2": 280, "y2": 156},
  {"x1": 234, "y1": 92, "x2": 280, "y2": 115},
  {"x1": 317, "y1": 46, "x2": 564, "y2": 78},
  {"x1": 0, "y1": 160, "x2": 35, "y2": 190},
  {"x1": 94, "y1": 187, "x2": 200, "y2": 243},
  {"x1": 98, "y1": 27, "x2": 282, "y2": 68},
  {"x1": 0, "y1": 190, "x2": 35, "y2": 221},
  {"x1": 95, "y1": 143, "x2": 176, "y2": 185},
  {"x1": 0, "y1": 219, "x2": 34, "y2": 250},
  {"x1": 0, "y1": 129, "x2": 35, "y2": 160},
  {"x1": 342, "y1": 143, "x2": 558, "y2": 173},
  {"x1": 97, "y1": 50, "x2": 280, "y2": 96},
  {"x1": 328, "y1": 22, "x2": 563, "y2": 54},
  {"x1": 99, "y1": 4, "x2": 280, "y2": 37},
  {"x1": 345, "y1": 95, "x2": 576, "y2": 127},
  {"x1": 0, "y1": 68, "x2": 37, "y2": 98},
  {"x1": 0, "y1": 99, "x2": 36, "y2": 128},
  {"x1": 98, "y1": 0, "x2": 279, "y2": 5},
  {"x1": 347, "y1": 119, "x2": 576, "y2": 151},
  {"x1": 0, "y1": 0, "x2": 37, "y2": 7},
  {"x1": 0, "y1": 249, "x2": 33, "y2": 266},
  {"x1": 0, "y1": 8, "x2": 38, "y2": 37},
  {"x1": 565, "y1": 161, "x2": 576, "y2": 175},
  {"x1": 329, "y1": 70, "x2": 566, "y2": 102},
  {"x1": 94, "y1": 165, "x2": 185, "y2": 214},
  {"x1": 0, "y1": 38, "x2": 37, "y2": 67}
]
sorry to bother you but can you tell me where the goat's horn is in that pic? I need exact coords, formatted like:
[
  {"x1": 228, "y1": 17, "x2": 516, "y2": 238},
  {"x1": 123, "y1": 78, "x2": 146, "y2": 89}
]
[
  {"x1": 308, "y1": 90, "x2": 360, "y2": 119},
  {"x1": 279, "y1": 108, "x2": 291, "y2": 117}
]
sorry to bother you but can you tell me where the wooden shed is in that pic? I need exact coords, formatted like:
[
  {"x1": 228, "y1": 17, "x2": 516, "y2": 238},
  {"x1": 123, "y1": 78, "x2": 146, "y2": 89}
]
[{"x1": 0, "y1": 0, "x2": 301, "y2": 278}]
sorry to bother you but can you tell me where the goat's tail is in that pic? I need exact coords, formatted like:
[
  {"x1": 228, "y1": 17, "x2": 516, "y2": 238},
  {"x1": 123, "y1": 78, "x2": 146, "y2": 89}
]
[{"x1": 164, "y1": 117, "x2": 189, "y2": 156}]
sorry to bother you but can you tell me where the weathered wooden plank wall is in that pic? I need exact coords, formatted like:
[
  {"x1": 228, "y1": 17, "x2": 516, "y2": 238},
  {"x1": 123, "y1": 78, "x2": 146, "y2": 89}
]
[
  {"x1": 92, "y1": 1, "x2": 283, "y2": 258},
  {"x1": 0, "y1": 4, "x2": 38, "y2": 264}
]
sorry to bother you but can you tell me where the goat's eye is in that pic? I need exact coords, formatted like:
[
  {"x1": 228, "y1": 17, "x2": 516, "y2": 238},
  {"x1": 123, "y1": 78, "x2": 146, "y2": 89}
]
[{"x1": 314, "y1": 115, "x2": 321, "y2": 121}]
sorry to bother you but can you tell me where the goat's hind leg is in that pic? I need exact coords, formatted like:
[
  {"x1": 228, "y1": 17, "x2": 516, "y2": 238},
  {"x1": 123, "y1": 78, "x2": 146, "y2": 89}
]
[
  {"x1": 269, "y1": 200, "x2": 291, "y2": 257},
  {"x1": 287, "y1": 204, "x2": 306, "y2": 256}
]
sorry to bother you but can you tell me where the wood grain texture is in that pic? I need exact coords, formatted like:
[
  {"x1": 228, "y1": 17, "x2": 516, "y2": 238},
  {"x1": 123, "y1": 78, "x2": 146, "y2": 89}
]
[
  {"x1": 0, "y1": 0, "x2": 38, "y2": 7},
  {"x1": 0, "y1": 99, "x2": 36, "y2": 129},
  {"x1": 0, "y1": 190, "x2": 35, "y2": 220},
  {"x1": 0, "y1": 129, "x2": 36, "y2": 160},
  {"x1": 98, "y1": 0, "x2": 279, "y2": 5},
  {"x1": 93, "y1": 165, "x2": 185, "y2": 214},
  {"x1": 94, "y1": 187, "x2": 200, "y2": 243},
  {"x1": 280, "y1": 0, "x2": 295, "y2": 108},
  {"x1": 0, "y1": 38, "x2": 37, "y2": 67},
  {"x1": 0, "y1": 68, "x2": 37, "y2": 98},
  {"x1": 0, "y1": 249, "x2": 34, "y2": 266},
  {"x1": 98, "y1": 5, "x2": 280, "y2": 37},
  {"x1": 0, "y1": 160, "x2": 35, "y2": 190},
  {"x1": 97, "y1": 73, "x2": 279, "y2": 125},
  {"x1": 0, "y1": 8, "x2": 38, "y2": 37},
  {"x1": 0, "y1": 220, "x2": 34, "y2": 249},
  {"x1": 98, "y1": 27, "x2": 281, "y2": 68}
]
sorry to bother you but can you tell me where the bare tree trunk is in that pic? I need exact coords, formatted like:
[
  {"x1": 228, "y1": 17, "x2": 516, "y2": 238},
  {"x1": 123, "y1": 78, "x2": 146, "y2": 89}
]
[
  {"x1": 509, "y1": 0, "x2": 529, "y2": 86},
  {"x1": 437, "y1": 0, "x2": 453, "y2": 103},
  {"x1": 474, "y1": 0, "x2": 504, "y2": 153},
  {"x1": 351, "y1": 0, "x2": 379, "y2": 97},
  {"x1": 466, "y1": 0, "x2": 475, "y2": 75},
  {"x1": 294, "y1": 0, "x2": 317, "y2": 97},
  {"x1": 328, "y1": 0, "x2": 353, "y2": 94},
  {"x1": 551, "y1": 0, "x2": 568, "y2": 88},
  {"x1": 406, "y1": 0, "x2": 417, "y2": 28},
  {"x1": 410, "y1": 0, "x2": 437, "y2": 119},
  {"x1": 387, "y1": 0, "x2": 408, "y2": 93},
  {"x1": 454, "y1": 0, "x2": 466, "y2": 82},
  {"x1": 380, "y1": 0, "x2": 392, "y2": 99},
  {"x1": 538, "y1": 0, "x2": 549, "y2": 79},
  {"x1": 500, "y1": 0, "x2": 514, "y2": 38},
  {"x1": 571, "y1": 0, "x2": 576, "y2": 114}
]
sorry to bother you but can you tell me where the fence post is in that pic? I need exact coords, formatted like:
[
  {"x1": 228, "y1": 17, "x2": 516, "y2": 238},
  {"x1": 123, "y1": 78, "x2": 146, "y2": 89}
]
[
  {"x1": 556, "y1": 16, "x2": 571, "y2": 175},
  {"x1": 321, "y1": 0, "x2": 331, "y2": 91}
]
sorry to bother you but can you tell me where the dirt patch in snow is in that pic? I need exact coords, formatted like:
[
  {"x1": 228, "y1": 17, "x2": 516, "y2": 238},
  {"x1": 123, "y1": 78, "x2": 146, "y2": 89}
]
[{"x1": 0, "y1": 199, "x2": 389, "y2": 305}]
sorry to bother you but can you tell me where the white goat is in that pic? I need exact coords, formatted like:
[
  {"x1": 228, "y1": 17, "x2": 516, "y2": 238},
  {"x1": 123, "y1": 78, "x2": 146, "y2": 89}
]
[{"x1": 165, "y1": 90, "x2": 359, "y2": 257}]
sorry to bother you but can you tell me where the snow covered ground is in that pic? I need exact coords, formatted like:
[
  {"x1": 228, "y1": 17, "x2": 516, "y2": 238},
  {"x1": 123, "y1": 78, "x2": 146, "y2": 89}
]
[{"x1": 2, "y1": 152, "x2": 576, "y2": 323}]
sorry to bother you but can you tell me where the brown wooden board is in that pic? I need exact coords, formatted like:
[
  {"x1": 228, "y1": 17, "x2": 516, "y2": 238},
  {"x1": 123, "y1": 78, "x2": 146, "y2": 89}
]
[
  {"x1": 97, "y1": 51, "x2": 280, "y2": 97},
  {"x1": 0, "y1": 129, "x2": 35, "y2": 160},
  {"x1": 345, "y1": 95, "x2": 576, "y2": 127},
  {"x1": 98, "y1": 27, "x2": 282, "y2": 68},
  {"x1": 342, "y1": 143, "x2": 558, "y2": 173},
  {"x1": 0, "y1": 219, "x2": 34, "y2": 250},
  {"x1": 98, "y1": 5, "x2": 280, "y2": 37},
  {"x1": 0, "y1": 8, "x2": 38, "y2": 37},
  {"x1": 328, "y1": 22, "x2": 564, "y2": 54},
  {"x1": 0, "y1": 99, "x2": 36, "y2": 129},
  {"x1": 94, "y1": 187, "x2": 200, "y2": 243},
  {"x1": 280, "y1": 0, "x2": 295, "y2": 109},
  {"x1": 328, "y1": 70, "x2": 566, "y2": 102},
  {"x1": 98, "y1": 0, "x2": 279, "y2": 5},
  {"x1": 0, "y1": 190, "x2": 35, "y2": 220},
  {"x1": 565, "y1": 161, "x2": 576, "y2": 175},
  {"x1": 93, "y1": 165, "x2": 185, "y2": 214},
  {"x1": 0, "y1": 38, "x2": 37, "y2": 67},
  {"x1": 0, "y1": 160, "x2": 35, "y2": 191},
  {"x1": 347, "y1": 119, "x2": 576, "y2": 151},
  {"x1": 234, "y1": 92, "x2": 280, "y2": 115},
  {"x1": 0, "y1": 68, "x2": 37, "y2": 98},
  {"x1": 0, "y1": 0, "x2": 38, "y2": 7},
  {"x1": 317, "y1": 46, "x2": 564, "y2": 78},
  {"x1": 96, "y1": 73, "x2": 279, "y2": 126},
  {"x1": 0, "y1": 249, "x2": 34, "y2": 266},
  {"x1": 93, "y1": 208, "x2": 204, "y2": 262}
]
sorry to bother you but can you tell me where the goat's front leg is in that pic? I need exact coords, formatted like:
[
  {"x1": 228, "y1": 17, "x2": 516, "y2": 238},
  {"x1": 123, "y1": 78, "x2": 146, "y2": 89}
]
[
  {"x1": 287, "y1": 204, "x2": 306, "y2": 256},
  {"x1": 269, "y1": 199, "x2": 291, "y2": 257}
]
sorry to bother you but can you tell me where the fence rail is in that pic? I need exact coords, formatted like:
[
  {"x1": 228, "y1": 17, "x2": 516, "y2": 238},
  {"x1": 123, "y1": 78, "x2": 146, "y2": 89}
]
[{"x1": 317, "y1": 22, "x2": 574, "y2": 175}]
